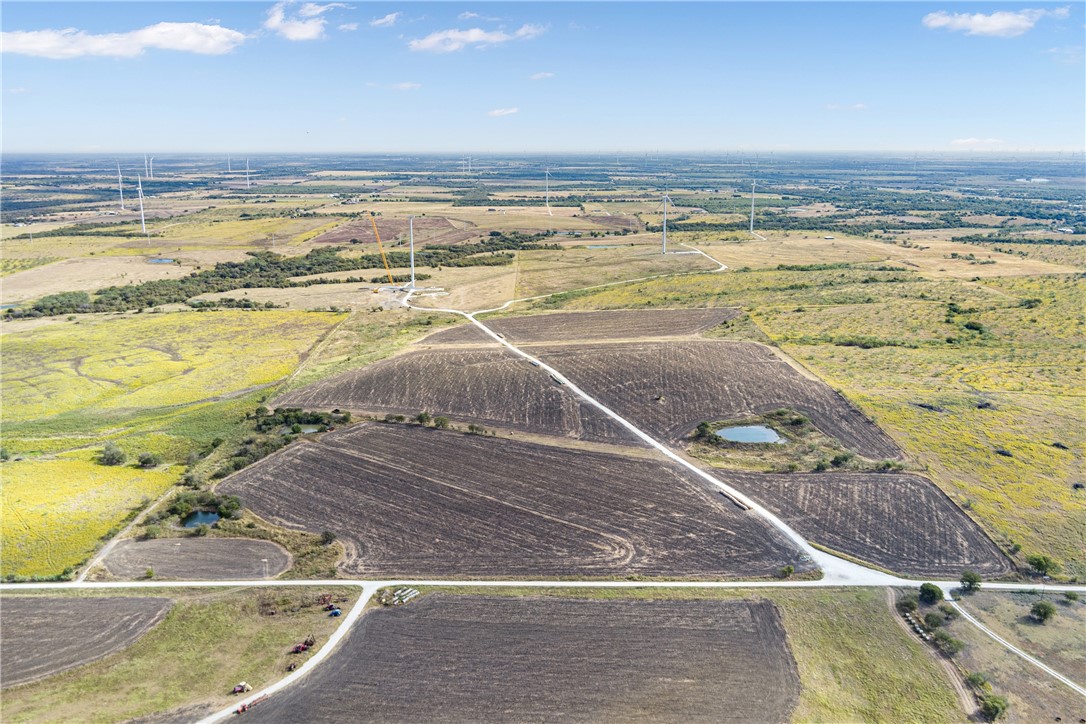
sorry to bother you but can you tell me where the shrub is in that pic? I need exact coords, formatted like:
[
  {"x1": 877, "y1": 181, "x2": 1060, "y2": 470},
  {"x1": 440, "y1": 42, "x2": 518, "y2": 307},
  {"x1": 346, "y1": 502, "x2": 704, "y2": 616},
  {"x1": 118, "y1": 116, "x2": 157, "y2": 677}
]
[
  {"x1": 965, "y1": 672, "x2": 990, "y2": 691},
  {"x1": 778, "y1": 565, "x2": 794, "y2": 578},
  {"x1": 897, "y1": 595, "x2": 918, "y2": 614},
  {"x1": 144, "y1": 568, "x2": 155, "y2": 579},
  {"x1": 923, "y1": 612, "x2": 944, "y2": 629},
  {"x1": 1030, "y1": 600, "x2": 1056, "y2": 623},
  {"x1": 320, "y1": 530, "x2": 337, "y2": 545},
  {"x1": 433, "y1": 416, "x2": 450, "y2": 429},
  {"x1": 933, "y1": 629, "x2": 964, "y2": 655},
  {"x1": 143, "y1": 524, "x2": 162, "y2": 540},
  {"x1": 1025, "y1": 554, "x2": 1060, "y2": 577},
  {"x1": 137, "y1": 452, "x2": 162, "y2": 468},
  {"x1": 192, "y1": 523, "x2": 210, "y2": 537},
  {"x1": 960, "y1": 570, "x2": 982, "y2": 593},
  {"x1": 99, "y1": 442, "x2": 126, "y2": 466},
  {"x1": 830, "y1": 452, "x2": 853, "y2": 467},
  {"x1": 979, "y1": 694, "x2": 1009, "y2": 721},
  {"x1": 919, "y1": 582, "x2": 942, "y2": 605},
  {"x1": 383, "y1": 414, "x2": 405, "y2": 423},
  {"x1": 416, "y1": 411, "x2": 432, "y2": 425},
  {"x1": 938, "y1": 603, "x2": 959, "y2": 620},
  {"x1": 1064, "y1": 591, "x2": 1079, "y2": 603}
]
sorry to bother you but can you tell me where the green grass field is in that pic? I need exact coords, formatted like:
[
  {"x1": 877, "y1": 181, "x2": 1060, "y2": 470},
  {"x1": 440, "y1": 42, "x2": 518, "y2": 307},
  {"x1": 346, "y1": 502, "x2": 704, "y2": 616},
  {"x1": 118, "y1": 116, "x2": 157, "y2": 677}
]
[{"x1": 1, "y1": 309, "x2": 343, "y2": 578}]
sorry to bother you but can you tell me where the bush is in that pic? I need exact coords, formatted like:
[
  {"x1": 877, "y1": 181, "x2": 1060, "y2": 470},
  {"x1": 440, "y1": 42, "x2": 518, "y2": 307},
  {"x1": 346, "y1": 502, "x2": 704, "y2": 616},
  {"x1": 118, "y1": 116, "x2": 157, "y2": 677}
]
[
  {"x1": 933, "y1": 629, "x2": 964, "y2": 655},
  {"x1": 830, "y1": 452, "x2": 853, "y2": 467},
  {"x1": 919, "y1": 582, "x2": 942, "y2": 605},
  {"x1": 433, "y1": 416, "x2": 450, "y2": 429},
  {"x1": 938, "y1": 603, "x2": 959, "y2": 620},
  {"x1": 1025, "y1": 554, "x2": 1060, "y2": 577},
  {"x1": 143, "y1": 524, "x2": 162, "y2": 540},
  {"x1": 965, "y1": 672, "x2": 990, "y2": 691},
  {"x1": 897, "y1": 595, "x2": 919, "y2": 614},
  {"x1": 979, "y1": 694, "x2": 1009, "y2": 721},
  {"x1": 923, "y1": 612, "x2": 944, "y2": 629},
  {"x1": 1030, "y1": 600, "x2": 1056, "y2": 623},
  {"x1": 137, "y1": 452, "x2": 162, "y2": 468},
  {"x1": 144, "y1": 568, "x2": 155, "y2": 579},
  {"x1": 778, "y1": 565, "x2": 794, "y2": 578},
  {"x1": 320, "y1": 530, "x2": 337, "y2": 545},
  {"x1": 99, "y1": 442, "x2": 126, "y2": 466},
  {"x1": 960, "y1": 570, "x2": 982, "y2": 593},
  {"x1": 1064, "y1": 591, "x2": 1079, "y2": 603},
  {"x1": 192, "y1": 523, "x2": 210, "y2": 537},
  {"x1": 416, "y1": 411, "x2": 432, "y2": 425}
]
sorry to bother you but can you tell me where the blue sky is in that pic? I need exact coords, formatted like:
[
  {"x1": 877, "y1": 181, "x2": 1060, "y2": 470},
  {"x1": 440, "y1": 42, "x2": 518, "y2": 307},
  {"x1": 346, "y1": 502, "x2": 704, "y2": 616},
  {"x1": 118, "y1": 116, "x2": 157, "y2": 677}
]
[{"x1": 2, "y1": 2, "x2": 1083, "y2": 152}]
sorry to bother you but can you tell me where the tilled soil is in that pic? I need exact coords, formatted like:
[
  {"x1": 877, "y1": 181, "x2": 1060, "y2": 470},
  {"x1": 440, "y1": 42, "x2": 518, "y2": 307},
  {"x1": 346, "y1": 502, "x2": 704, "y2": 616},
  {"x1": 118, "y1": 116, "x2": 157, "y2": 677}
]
[
  {"x1": 101, "y1": 538, "x2": 291, "y2": 581},
  {"x1": 248, "y1": 595, "x2": 800, "y2": 723},
  {"x1": 427, "y1": 308, "x2": 739, "y2": 344},
  {"x1": 0, "y1": 596, "x2": 171, "y2": 688},
  {"x1": 274, "y1": 347, "x2": 637, "y2": 444},
  {"x1": 531, "y1": 340, "x2": 903, "y2": 459},
  {"x1": 723, "y1": 471, "x2": 1012, "y2": 577},
  {"x1": 220, "y1": 423, "x2": 809, "y2": 578}
]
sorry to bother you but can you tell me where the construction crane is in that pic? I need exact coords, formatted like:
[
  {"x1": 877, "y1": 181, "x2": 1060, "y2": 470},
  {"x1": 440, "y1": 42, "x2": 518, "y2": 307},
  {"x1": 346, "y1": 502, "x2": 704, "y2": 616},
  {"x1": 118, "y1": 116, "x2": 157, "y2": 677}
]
[{"x1": 369, "y1": 213, "x2": 396, "y2": 286}]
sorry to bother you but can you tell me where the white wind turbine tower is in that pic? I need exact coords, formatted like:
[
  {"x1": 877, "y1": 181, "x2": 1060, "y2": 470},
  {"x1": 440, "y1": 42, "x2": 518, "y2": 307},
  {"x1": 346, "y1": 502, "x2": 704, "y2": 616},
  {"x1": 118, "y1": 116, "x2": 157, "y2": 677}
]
[
  {"x1": 117, "y1": 162, "x2": 125, "y2": 210},
  {"x1": 144, "y1": 154, "x2": 149, "y2": 177},
  {"x1": 408, "y1": 215, "x2": 416, "y2": 290},
  {"x1": 544, "y1": 167, "x2": 553, "y2": 216},
  {"x1": 661, "y1": 189, "x2": 673, "y2": 254},
  {"x1": 149, "y1": 157, "x2": 154, "y2": 180},
  {"x1": 137, "y1": 174, "x2": 148, "y2": 240},
  {"x1": 749, "y1": 179, "x2": 756, "y2": 234},
  {"x1": 245, "y1": 158, "x2": 251, "y2": 189}
]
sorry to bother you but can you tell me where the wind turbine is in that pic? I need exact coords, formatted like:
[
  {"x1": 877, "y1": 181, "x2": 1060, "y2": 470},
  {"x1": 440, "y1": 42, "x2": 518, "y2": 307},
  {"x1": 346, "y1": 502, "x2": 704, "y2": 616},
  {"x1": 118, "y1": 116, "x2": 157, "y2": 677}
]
[
  {"x1": 137, "y1": 174, "x2": 148, "y2": 239},
  {"x1": 544, "y1": 167, "x2": 553, "y2": 216},
  {"x1": 661, "y1": 189, "x2": 673, "y2": 255},
  {"x1": 148, "y1": 156, "x2": 154, "y2": 180},
  {"x1": 408, "y1": 215, "x2": 416, "y2": 290},
  {"x1": 749, "y1": 179, "x2": 757, "y2": 235},
  {"x1": 117, "y1": 162, "x2": 125, "y2": 210},
  {"x1": 144, "y1": 154, "x2": 149, "y2": 177},
  {"x1": 245, "y1": 158, "x2": 251, "y2": 189}
]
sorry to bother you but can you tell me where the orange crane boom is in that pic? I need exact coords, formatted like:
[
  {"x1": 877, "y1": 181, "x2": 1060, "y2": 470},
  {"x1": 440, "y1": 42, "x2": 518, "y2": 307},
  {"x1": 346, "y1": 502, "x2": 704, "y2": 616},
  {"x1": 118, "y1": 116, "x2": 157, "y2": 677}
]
[{"x1": 369, "y1": 214, "x2": 395, "y2": 286}]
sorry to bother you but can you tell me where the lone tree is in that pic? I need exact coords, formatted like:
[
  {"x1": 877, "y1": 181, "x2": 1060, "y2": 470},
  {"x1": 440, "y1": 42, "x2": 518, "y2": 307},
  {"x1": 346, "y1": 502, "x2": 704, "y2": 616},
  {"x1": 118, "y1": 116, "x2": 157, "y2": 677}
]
[
  {"x1": 979, "y1": 694, "x2": 1009, "y2": 721},
  {"x1": 320, "y1": 530, "x2": 337, "y2": 545},
  {"x1": 100, "y1": 442, "x2": 126, "y2": 466},
  {"x1": 1030, "y1": 600, "x2": 1056, "y2": 623},
  {"x1": 919, "y1": 582, "x2": 943, "y2": 605},
  {"x1": 960, "y1": 569, "x2": 982, "y2": 593},
  {"x1": 1026, "y1": 554, "x2": 1060, "y2": 577},
  {"x1": 416, "y1": 411, "x2": 432, "y2": 425},
  {"x1": 433, "y1": 416, "x2": 450, "y2": 429},
  {"x1": 138, "y1": 452, "x2": 162, "y2": 468}
]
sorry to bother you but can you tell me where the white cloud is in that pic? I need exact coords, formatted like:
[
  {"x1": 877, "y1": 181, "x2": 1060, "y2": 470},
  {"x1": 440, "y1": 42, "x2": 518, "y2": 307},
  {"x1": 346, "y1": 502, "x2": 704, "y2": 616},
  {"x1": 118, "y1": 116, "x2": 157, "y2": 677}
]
[
  {"x1": 1, "y1": 22, "x2": 246, "y2": 59},
  {"x1": 7, "y1": 87, "x2": 30, "y2": 94},
  {"x1": 951, "y1": 137, "x2": 1006, "y2": 148},
  {"x1": 264, "y1": 1, "x2": 345, "y2": 41},
  {"x1": 338, "y1": 22, "x2": 359, "y2": 32},
  {"x1": 530, "y1": 71, "x2": 554, "y2": 80},
  {"x1": 409, "y1": 23, "x2": 544, "y2": 52},
  {"x1": 392, "y1": 81, "x2": 421, "y2": 90},
  {"x1": 922, "y1": 7, "x2": 1069, "y2": 38},
  {"x1": 298, "y1": 3, "x2": 349, "y2": 18},
  {"x1": 370, "y1": 12, "x2": 401, "y2": 28},
  {"x1": 487, "y1": 107, "x2": 518, "y2": 117},
  {"x1": 459, "y1": 12, "x2": 481, "y2": 20},
  {"x1": 1047, "y1": 45, "x2": 1084, "y2": 64},
  {"x1": 825, "y1": 102, "x2": 867, "y2": 111}
]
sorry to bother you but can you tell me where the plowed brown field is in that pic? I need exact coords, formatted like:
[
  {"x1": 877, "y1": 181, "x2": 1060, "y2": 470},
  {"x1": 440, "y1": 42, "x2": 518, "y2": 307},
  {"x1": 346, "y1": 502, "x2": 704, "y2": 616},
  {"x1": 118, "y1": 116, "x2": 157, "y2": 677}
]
[
  {"x1": 533, "y1": 340, "x2": 902, "y2": 459},
  {"x1": 723, "y1": 471, "x2": 1011, "y2": 577},
  {"x1": 274, "y1": 348, "x2": 635, "y2": 443},
  {"x1": 220, "y1": 423, "x2": 808, "y2": 578},
  {"x1": 0, "y1": 597, "x2": 171, "y2": 687},
  {"x1": 248, "y1": 595, "x2": 800, "y2": 723},
  {"x1": 102, "y1": 539, "x2": 291, "y2": 581},
  {"x1": 429, "y1": 308, "x2": 739, "y2": 344}
]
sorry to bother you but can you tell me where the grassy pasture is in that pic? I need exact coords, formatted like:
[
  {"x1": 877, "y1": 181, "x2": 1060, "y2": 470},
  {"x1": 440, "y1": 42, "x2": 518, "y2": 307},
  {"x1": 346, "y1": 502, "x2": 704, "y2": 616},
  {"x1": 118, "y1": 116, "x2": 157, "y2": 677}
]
[{"x1": 1, "y1": 310, "x2": 343, "y2": 577}]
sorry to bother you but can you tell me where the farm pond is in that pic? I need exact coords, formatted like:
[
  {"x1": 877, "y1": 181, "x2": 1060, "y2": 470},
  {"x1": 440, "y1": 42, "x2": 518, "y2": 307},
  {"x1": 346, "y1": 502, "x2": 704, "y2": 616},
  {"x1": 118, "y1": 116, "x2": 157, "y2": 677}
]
[
  {"x1": 715, "y1": 425, "x2": 783, "y2": 444},
  {"x1": 181, "y1": 511, "x2": 221, "y2": 528}
]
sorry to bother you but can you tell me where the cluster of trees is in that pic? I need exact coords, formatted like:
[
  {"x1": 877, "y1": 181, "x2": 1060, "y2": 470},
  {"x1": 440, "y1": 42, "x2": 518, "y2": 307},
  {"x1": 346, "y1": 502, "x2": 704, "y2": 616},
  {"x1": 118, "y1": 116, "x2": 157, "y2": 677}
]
[
  {"x1": 252, "y1": 407, "x2": 351, "y2": 433},
  {"x1": 8, "y1": 235, "x2": 556, "y2": 317},
  {"x1": 98, "y1": 443, "x2": 161, "y2": 468}
]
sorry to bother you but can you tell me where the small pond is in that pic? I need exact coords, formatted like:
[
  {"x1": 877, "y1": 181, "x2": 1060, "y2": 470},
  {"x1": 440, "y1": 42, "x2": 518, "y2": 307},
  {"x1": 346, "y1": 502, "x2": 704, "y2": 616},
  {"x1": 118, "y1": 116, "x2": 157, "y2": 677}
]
[
  {"x1": 715, "y1": 425, "x2": 784, "y2": 444},
  {"x1": 147, "y1": 258, "x2": 175, "y2": 264},
  {"x1": 280, "y1": 424, "x2": 322, "y2": 435},
  {"x1": 182, "y1": 511, "x2": 221, "y2": 528}
]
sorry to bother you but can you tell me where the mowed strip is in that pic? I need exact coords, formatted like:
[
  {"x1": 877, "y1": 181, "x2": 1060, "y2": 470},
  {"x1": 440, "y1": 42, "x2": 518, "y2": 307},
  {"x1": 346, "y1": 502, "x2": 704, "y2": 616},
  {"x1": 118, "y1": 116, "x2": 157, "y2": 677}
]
[
  {"x1": 725, "y1": 472, "x2": 1011, "y2": 577},
  {"x1": 0, "y1": 596, "x2": 171, "y2": 688},
  {"x1": 220, "y1": 423, "x2": 808, "y2": 578},
  {"x1": 274, "y1": 347, "x2": 635, "y2": 444},
  {"x1": 428, "y1": 308, "x2": 740, "y2": 344},
  {"x1": 530, "y1": 339, "x2": 903, "y2": 459},
  {"x1": 101, "y1": 539, "x2": 292, "y2": 581},
  {"x1": 246, "y1": 595, "x2": 800, "y2": 723}
]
